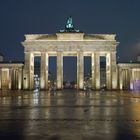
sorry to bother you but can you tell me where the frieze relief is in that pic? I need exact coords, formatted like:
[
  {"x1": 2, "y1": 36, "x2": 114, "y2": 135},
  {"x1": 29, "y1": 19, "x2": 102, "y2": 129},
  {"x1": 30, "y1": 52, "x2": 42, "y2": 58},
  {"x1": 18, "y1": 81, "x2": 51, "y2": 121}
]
[
  {"x1": 22, "y1": 40, "x2": 117, "y2": 48},
  {"x1": 25, "y1": 46, "x2": 116, "y2": 52}
]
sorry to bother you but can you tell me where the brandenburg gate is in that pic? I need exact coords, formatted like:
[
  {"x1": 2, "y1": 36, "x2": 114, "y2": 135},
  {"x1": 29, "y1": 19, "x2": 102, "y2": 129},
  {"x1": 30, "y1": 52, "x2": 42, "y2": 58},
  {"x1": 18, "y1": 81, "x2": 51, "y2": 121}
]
[{"x1": 22, "y1": 17, "x2": 119, "y2": 90}]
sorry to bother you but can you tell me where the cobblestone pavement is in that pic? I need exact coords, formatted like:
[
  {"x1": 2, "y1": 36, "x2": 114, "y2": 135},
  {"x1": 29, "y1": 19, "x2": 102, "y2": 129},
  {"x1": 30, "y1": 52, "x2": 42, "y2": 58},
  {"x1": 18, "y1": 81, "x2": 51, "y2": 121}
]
[{"x1": 0, "y1": 90, "x2": 140, "y2": 140}]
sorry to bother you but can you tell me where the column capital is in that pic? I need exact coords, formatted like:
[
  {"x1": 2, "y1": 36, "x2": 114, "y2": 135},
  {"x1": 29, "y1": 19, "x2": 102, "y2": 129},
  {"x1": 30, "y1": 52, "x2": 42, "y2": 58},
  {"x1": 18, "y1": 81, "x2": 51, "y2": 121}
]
[
  {"x1": 77, "y1": 51, "x2": 84, "y2": 54},
  {"x1": 41, "y1": 51, "x2": 48, "y2": 54}
]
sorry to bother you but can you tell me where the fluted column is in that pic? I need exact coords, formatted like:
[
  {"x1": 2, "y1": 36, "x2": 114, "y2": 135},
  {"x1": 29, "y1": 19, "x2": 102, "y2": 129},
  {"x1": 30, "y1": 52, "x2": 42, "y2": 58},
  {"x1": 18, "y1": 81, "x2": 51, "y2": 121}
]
[
  {"x1": 77, "y1": 52, "x2": 84, "y2": 89},
  {"x1": 9, "y1": 68, "x2": 12, "y2": 89},
  {"x1": 106, "y1": 53, "x2": 111, "y2": 89},
  {"x1": 124, "y1": 70, "x2": 126, "y2": 89},
  {"x1": 111, "y1": 52, "x2": 118, "y2": 89},
  {"x1": 40, "y1": 52, "x2": 48, "y2": 90},
  {"x1": 12, "y1": 69, "x2": 16, "y2": 89},
  {"x1": 129, "y1": 69, "x2": 133, "y2": 90},
  {"x1": 126, "y1": 69, "x2": 129, "y2": 89},
  {"x1": 119, "y1": 67, "x2": 123, "y2": 90},
  {"x1": 16, "y1": 70, "x2": 18, "y2": 89},
  {"x1": 95, "y1": 52, "x2": 100, "y2": 89},
  {"x1": 57, "y1": 52, "x2": 63, "y2": 89},
  {"x1": 13, "y1": 69, "x2": 18, "y2": 89},
  {"x1": 91, "y1": 53, "x2": 95, "y2": 89},
  {"x1": 18, "y1": 68, "x2": 22, "y2": 90},
  {"x1": 23, "y1": 52, "x2": 34, "y2": 90},
  {"x1": 122, "y1": 69, "x2": 125, "y2": 89}
]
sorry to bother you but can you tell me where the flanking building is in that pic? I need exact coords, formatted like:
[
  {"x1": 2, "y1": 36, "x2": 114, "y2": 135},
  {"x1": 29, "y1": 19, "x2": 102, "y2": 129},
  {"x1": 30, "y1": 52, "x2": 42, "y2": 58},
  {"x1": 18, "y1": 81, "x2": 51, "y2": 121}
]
[
  {"x1": 0, "y1": 62, "x2": 23, "y2": 90},
  {"x1": 0, "y1": 17, "x2": 140, "y2": 90}
]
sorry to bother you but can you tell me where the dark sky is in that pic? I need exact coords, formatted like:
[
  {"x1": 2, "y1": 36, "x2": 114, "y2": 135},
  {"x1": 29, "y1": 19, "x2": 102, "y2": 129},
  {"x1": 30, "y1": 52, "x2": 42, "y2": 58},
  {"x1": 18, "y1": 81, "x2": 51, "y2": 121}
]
[{"x1": 0, "y1": 0, "x2": 140, "y2": 62}]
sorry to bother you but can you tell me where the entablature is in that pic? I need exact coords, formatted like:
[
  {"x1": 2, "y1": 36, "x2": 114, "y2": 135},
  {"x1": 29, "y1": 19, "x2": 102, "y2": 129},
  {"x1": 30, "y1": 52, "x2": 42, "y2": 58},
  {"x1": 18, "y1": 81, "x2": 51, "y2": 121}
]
[
  {"x1": 24, "y1": 33, "x2": 117, "y2": 41},
  {"x1": 118, "y1": 63, "x2": 140, "y2": 69},
  {"x1": 0, "y1": 63, "x2": 23, "y2": 68},
  {"x1": 22, "y1": 40, "x2": 118, "y2": 52}
]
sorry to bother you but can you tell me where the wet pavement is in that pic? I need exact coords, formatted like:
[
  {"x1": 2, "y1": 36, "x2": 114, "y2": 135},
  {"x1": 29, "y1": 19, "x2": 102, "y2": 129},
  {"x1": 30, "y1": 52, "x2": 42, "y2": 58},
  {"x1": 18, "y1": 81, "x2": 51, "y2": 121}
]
[{"x1": 0, "y1": 90, "x2": 140, "y2": 140}]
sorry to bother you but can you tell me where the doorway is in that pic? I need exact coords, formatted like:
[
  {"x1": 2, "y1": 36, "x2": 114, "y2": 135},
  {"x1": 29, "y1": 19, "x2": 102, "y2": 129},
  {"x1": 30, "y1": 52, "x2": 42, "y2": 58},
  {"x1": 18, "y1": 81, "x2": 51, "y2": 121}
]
[
  {"x1": 100, "y1": 56, "x2": 106, "y2": 89},
  {"x1": 48, "y1": 56, "x2": 57, "y2": 89},
  {"x1": 34, "y1": 56, "x2": 41, "y2": 89},
  {"x1": 63, "y1": 56, "x2": 77, "y2": 89}
]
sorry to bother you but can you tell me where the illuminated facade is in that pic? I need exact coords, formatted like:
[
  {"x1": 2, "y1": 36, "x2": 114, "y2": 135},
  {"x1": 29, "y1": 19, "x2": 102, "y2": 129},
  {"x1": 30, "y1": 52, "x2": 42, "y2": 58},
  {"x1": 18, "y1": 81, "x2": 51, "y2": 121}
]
[
  {"x1": 118, "y1": 63, "x2": 140, "y2": 90},
  {"x1": 0, "y1": 17, "x2": 140, "y2": 90},
  {"x1": 0, "y1": 63, "x2": 23, "y2": 90},
  {"x1": 22, "y1": 33, "x2": 118, "y2": 90}
]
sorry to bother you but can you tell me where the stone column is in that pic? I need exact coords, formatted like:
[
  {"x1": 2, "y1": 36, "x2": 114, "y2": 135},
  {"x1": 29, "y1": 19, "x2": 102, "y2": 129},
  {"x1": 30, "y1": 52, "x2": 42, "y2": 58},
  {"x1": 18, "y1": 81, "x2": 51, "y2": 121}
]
[
  {"x1": 40, "y1": 52, "x2": 48, "y2": 90},
  {"x1": 111, "y1": 52, "x2": 117, "y2": 89},
  {"x1": 95, "y1": 52, "x2": 100, "y2": 89},
  {"x1": 57, "y1": 52, "x2": 63, "y2": 89},
  {"x1": 23, "y1": 52, "x2": 34, "y2": 90},
  {"x1": 129, "y1": 69, "x2": 133, "y2": 90},
  {"x1": 119, "y1": 67, "x2": 123, "y2": 90},
  {"x1": 13, "y1": 69, "x2": 16, "y2": 89},
  {"x1": 16, "y1": 70, "x2": 19, "y2": 89},
  {"x1": 91, "y1": 53, "x2": 95, "y2": 89},
  {"x1": 77, "y1": 52, "x2": 84, "y2": 89},
  {"x1": 126, "y1": 69, "x2": 129, "y2": 89},
  {"x1": 9, "y1": 68, "x2": 12, "y2": 89},
  {"x1": 106, "y1": 53, "x2": 112, "y2": 89},
  {"x1": 122, "y1": 69, "x2": 125, "y2": 89},
  {"x1": 15, "y1": 70, "x2": 17, "y2": 89},
  {"x1": 18, "y1": 68, "x2": 22, "y2": 90},
  {"x1": 13, "y1": 69, "x2": 17, "y2": 89},
  {"x1": 124, "y1": 70, "x2": 126, "y2": 89}
]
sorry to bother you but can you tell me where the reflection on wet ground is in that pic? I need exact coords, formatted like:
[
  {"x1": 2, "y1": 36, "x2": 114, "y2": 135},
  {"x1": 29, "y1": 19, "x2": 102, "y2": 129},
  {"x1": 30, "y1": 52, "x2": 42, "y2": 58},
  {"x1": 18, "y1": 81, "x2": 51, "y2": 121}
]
[{"x1": 0, "y1": 90, "x2": 140, "y2": 140}]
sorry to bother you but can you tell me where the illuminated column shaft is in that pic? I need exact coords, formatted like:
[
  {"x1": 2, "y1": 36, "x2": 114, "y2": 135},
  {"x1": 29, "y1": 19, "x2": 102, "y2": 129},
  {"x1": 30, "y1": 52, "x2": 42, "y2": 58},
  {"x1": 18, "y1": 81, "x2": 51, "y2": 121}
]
[
  {"x1": 129, "y1": 69, "x2": 133, "y2": 90},
  {"x1": 13, "y1": 69, "x2": 18, "y2": 89},
  {"x1": 16, "y1": 70, "x2": 18, "y2": 89},
  {"x1": 77, "y1": 52, "x2": 84, "y2": 89},
  {"x1": 123, "y1": 70, "x2": 126, "y2": 89},
  {"x1": 9, "y1": 68, "x2": 12, "y2": 89},
  {"x1": 111, "y1": 52, "x2": 118, "y2": 89},
  {"x1": 119, "y1": 67, "x2": 123, "y2": 90},
  {"x1": 57, "y1": 52, "x2": 63, "y2": 89},
  {"x1": 125, "y1": 70, "x2": 128, "y2": 89},
  {"x1": 91, "y1": 53, "x2": 95, "y2": 89},
  {"x1": 128, "y1": 69, "x2": 131, "y2": 89},
  {"x1": 95, "y1": 52, "x2": 100, "y2": 89},
  {"x1": 14, "y1": 70, "x2": 17, "y2": 89},
  {"x1": 13, "y1": 70, "x2": 16, "y2": 89},
  {"x1": 106, "y1": 53, "x2": 111, "y2": 89},
  {"x1": 23, "y1": 52, "x2": 34, "y2": 90},
  {"x1": 126, "y1": 69, "x2": 129, "y2": 89},
  {"x1": 122, "y1": 69, "x2": 125, "y2": 89},
  {"x1": 18, "y1": 68, "x2": 22, "y2": 90},
  {"x1": 40, "y1": 52, "x2": 48, "y2": 90}
]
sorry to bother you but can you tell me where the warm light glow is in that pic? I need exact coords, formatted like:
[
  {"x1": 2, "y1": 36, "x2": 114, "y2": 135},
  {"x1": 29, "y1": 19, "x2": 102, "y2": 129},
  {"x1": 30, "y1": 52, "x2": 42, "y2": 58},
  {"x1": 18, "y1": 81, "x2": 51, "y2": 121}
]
[
  {"x1": 130, "y1": 82, "x2": 133, "y2": 90},
  {"x1": 120, "y1": 83, "x2": 123, "y2": 90}
]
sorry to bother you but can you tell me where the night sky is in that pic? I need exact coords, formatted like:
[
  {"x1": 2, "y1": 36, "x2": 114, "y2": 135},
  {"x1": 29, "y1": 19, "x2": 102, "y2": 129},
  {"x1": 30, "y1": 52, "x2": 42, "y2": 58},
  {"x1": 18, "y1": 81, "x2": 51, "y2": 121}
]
[{"x1": 0, "y1": 0, "x2": 140, "y2": 63}]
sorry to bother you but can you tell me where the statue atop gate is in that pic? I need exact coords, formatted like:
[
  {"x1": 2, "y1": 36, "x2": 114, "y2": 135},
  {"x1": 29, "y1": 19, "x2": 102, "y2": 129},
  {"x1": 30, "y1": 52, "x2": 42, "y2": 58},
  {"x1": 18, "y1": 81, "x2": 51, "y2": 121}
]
[
  {"x1": 60, "y1": 16, "x2": 80, "y2": 33},
  {"x1": 65, "y1": 16, "x2": 74, "y2": 29}
]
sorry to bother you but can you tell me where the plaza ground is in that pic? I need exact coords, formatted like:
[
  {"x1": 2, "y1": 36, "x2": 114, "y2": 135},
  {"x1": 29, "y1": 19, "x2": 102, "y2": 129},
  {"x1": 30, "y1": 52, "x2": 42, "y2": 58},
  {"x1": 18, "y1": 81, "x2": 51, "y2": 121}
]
[{"x1": 0, "y1": 90, "x2": 140, "y2": 140}]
